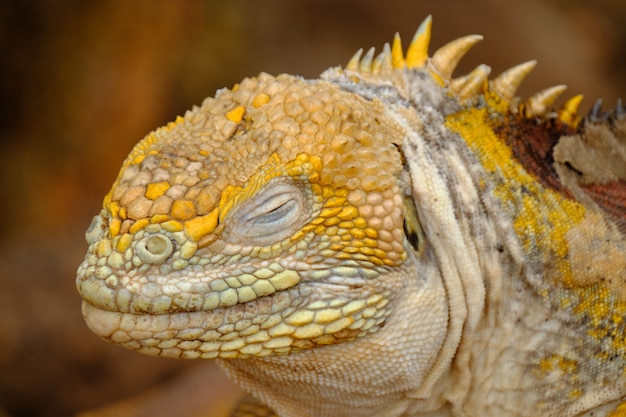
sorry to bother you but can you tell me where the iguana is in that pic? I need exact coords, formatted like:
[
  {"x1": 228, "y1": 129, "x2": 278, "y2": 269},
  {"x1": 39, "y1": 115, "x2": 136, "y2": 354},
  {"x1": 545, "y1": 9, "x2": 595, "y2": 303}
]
[{"x1": 76, "y1": 16, "x2": 626, "y2": 417}]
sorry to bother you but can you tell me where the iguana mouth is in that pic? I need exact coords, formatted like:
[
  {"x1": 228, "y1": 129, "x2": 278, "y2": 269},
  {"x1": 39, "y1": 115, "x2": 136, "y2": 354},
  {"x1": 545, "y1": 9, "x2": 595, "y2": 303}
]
[
  {"x1": 80, "y1": 276, "x2": 389, "y2": 359},
  {"x1": 79, "y1": 284, "x2": 306, "y2": 358}
]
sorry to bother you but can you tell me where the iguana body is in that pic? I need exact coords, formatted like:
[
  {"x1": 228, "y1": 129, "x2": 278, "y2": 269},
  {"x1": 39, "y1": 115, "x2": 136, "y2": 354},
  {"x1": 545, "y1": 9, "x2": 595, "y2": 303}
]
[{"x1": 76, "y1": 17, "x2": 626, "y2": 417}]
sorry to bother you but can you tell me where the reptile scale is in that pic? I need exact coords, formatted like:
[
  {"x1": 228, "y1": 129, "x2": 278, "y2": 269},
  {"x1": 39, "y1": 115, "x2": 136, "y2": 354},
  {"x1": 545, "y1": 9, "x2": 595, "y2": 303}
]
[{"x1": 76, "y1": 17, "x2": 626, "y2": 417}]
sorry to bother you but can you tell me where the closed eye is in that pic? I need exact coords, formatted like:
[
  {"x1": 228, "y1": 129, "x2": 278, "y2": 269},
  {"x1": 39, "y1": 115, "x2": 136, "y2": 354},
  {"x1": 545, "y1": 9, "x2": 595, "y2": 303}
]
[
  {"x1": 244, "y1": 193, "x2": 298, "y2": 225},
  {"x1": 223, "y1": 180, "x2": 309, "y2": 246}
]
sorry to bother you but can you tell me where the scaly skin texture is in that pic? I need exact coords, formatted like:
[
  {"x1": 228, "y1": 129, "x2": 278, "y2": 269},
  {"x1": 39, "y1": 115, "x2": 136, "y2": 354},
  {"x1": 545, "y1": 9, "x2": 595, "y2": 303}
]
[{"x1": 77, "y1": 17, "x2": 626, "y2": 417}]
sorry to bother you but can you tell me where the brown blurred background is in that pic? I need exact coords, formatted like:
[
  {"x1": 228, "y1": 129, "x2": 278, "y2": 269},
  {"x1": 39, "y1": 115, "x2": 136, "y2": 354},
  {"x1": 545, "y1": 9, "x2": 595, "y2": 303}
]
[{"x1": 0, "y1": 1, "x2": 624, "y2": 416}]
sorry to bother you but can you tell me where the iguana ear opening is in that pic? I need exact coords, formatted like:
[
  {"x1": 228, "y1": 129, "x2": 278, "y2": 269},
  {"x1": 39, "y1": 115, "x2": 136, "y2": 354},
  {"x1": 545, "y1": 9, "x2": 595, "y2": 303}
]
[
  {"x1": 392, "y1": 142, "x2": 424, "y2": 253},
  {"x1": 403, "y1": 196, "x2": 423, "y2": 253}
]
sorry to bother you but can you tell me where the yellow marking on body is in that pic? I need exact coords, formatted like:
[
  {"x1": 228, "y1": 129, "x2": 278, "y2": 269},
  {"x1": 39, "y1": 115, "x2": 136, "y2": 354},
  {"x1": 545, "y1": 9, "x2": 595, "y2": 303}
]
[
  {"x1": 537, "y1": 354, "x2": 578, "y2": 376},
  {"x1": 252, "y1": 93, "x2": 270, "y2": 108},
  {"x1": 184, "y1": 208, "x2": 219, "y2": 242},
  {"x1": 116, "y1": 233, "x2": 134, "y2": 253},
  {"x1": 445, "y1": 106, "x2": 586, "y2": 285},
  {"x1": 145, "y1": 182, "x2": 171, "y2": 200},
  {"x1": 338, "y1": 221, "x2": 355, "y2": 229},
  {"x1": 609, "y1": 402, "x2": 626, "y2": 417},
  {"x1": 287, "y1": 154, "x2": 323, "y2": 181},
  {"x1": 319, "y1": 207, "x2": 343, "y2": 219},
  {"x1": 350, "y1": 229, "x2": 365, "y2": 239},
  {"x1": 337, "y1": 206, "x2": 358, "y2": 221},
  {"x1": 109, "y1": 218, "x2": 122, "y2": 238},
  {"x1": 353, "y1": 217, "x2": 367, "y2": 229},
  {"x1": 482, "y1": 89, "x2": 510, "y2": 114},
  {"x1": 364, "y1": 228, "x2": 378, "y2": 239},
  {"x1": 129, "y1": 218, "x2": 150, "y2": 234},
  {"x1": 289, "y1": 229, "x2": 306, "y2": 242},
  {"x1": 218, "y1": 185, "x2": 243, "y2": 223},
  {"x1": 131, "y1": 154, "x2": 146, "y2": 165},
  {"x1": 568, "y1": 388, "x2": 582, "y2": 400},
  {"x1": 150, "y1": 214, "x2": 169, "y2": 224},
  {"x1": 171, "y1": 200, "x2": 196, "y2": 221},
  {"x1": 225, "y1": 105, "x2": 246, "y2": 123},
  {"x1": 109, "y1": 201, "x2": 121, "y2": 218}
]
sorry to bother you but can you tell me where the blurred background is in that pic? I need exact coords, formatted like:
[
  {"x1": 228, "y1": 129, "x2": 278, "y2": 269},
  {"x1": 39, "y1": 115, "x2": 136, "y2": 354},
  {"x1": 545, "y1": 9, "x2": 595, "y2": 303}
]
[{"x1": 1, "y1": 1, "x2": 625, "y2": 416}]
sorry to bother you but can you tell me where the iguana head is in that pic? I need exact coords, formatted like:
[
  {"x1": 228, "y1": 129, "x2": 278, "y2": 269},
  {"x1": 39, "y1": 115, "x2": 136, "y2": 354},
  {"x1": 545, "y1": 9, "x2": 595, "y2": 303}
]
[{"x1": 76, "y1": 64, "x2": 426, "y2": 358}]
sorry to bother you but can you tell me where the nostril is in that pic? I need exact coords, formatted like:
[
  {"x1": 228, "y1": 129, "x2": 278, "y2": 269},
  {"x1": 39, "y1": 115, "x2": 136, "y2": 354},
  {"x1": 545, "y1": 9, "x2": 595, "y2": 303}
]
[
  {"x1": 146, "y1": 235, "x2": 170, "y2": 255},
  {"x1": 136, "y1": 234, "x2": 173, "y2": 264}
]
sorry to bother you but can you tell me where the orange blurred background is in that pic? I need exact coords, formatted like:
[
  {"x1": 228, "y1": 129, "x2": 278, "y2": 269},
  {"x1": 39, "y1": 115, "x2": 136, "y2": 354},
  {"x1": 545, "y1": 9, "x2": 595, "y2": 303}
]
[{"x1": 1, "y1": 1, "x2": 624, "y2": 416}]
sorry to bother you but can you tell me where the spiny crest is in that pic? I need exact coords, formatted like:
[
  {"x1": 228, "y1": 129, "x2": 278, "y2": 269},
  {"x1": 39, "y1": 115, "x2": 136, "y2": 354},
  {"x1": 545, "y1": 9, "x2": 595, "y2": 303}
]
[
  {"x1": 585, "y1": 98, "x2": 626, "y2": 125},
  {"x1": 343, "y1": 16, "x2": 587, "y2": 127}
]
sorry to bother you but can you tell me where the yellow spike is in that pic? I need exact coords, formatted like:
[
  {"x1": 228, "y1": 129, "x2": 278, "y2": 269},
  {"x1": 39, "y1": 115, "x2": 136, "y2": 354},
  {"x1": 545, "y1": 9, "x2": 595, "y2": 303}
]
[
  {"x1": 391, "y1": 33, "x2": 405, "y2": 68},
  {"x1": 490, "y1": 60, "x2": 537, "y2": 102},
  {"x1": 429, "y1": 35, "x2": 483, "y2": 85},
  {"x1": 559, "y1": 94, "x2": 584, "y2": 127},
  {"x1": 359, "y1": 47, "x2": 375, "y2": 73},
  {"x1": 449, "y1": 64, "x2": 491, "y2": 100},
  {"x1": 406, "y1": 15, "x2": 432, "y2": 68},
  {"x1": 346, "y1": 49, "x2": 363, "y2": 71},
  {"x1": 526, "y1": 85, "x2": 567, "y2": 117}
]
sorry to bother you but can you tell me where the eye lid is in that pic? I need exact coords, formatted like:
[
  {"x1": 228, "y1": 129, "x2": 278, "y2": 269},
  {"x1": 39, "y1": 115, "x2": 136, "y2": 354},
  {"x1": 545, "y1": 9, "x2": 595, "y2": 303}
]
[
  {"x1": 242, "y1": 188, "x2": 300, "y2": 224},
  {"x1": 222, "y1": 178, "x2": 310, "y2": 246}
]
